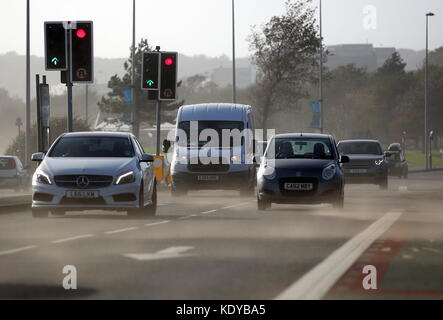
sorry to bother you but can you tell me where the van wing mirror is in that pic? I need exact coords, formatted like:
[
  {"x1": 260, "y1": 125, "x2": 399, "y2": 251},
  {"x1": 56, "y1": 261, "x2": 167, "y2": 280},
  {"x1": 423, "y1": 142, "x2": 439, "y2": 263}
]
[
  {"x1": 340, "y1": 155, "x2": 350, "y2": 163},
  {"x1": 162, "y1": 139, "x2": 172, "y2": 153},
  {"x1": 31, "y1": 152, "x2": 45, "y2": 162}
]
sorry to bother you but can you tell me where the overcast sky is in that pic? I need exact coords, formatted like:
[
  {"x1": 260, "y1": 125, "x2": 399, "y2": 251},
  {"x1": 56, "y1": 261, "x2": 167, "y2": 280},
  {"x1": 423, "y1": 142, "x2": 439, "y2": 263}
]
[{"x1": 2, "y1": 0, "x2": 442, "y2": 58}]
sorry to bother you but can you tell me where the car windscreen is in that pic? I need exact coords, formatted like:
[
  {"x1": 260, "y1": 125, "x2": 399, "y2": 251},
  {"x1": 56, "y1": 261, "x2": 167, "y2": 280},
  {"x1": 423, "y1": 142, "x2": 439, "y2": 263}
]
[
  {"x1": 49, "y1": 137, "x2": 134, "y2": 158},
  {"x1": 338, "y1": 142, "x2": 382, "y2": 155},
  {"x1": 0, "y1": 157, "x2": 16, "y2": 170},
  {"x1": 266, "y1": 137, "x2": 334, "y2": 160},
  {"x1": 178, "y1": 121, "x2": 245, "y2": 148}
]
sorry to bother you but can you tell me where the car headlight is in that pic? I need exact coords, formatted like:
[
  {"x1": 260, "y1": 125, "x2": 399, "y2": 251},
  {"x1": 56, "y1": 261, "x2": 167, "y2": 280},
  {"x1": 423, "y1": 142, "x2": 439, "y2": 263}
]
[
  {"x1": 375, "y1": 159, "x2": 384, "y2": 166},
  {"x1": 322, "y1": 164, "x2": 336, "y2": 181},
  {"x1": 262, "y1": 166, "x2": 276, "y2": 180},
  {"x1": 34, "y1": 170, "x2": 52, "y2": 185},
  {"x1": 115, "y1": 171, "x2": 135, "y2": 185}
]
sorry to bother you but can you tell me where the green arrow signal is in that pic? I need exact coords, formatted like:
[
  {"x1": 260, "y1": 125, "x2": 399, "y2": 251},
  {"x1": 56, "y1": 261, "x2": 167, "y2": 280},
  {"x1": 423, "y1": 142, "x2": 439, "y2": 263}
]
[
  {"x1": 51, "y1": 57, "x2": 59, "y2": 66},
  {"x1": 146, "y1": 80, "x2": 155, "y2": 87}
]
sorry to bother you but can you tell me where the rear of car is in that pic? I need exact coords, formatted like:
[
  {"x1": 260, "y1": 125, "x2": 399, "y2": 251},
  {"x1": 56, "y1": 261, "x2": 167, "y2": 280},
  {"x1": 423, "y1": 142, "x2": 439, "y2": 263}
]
[
  {"x1": 337, "y1": 140, "x2": 388, "y2": 189},
  {"x1": 0, "y1": 156, "x2": 25, "y2": 191},
  {"x1": 170, "y1": 103, "x2": 256, "y2": 196}
]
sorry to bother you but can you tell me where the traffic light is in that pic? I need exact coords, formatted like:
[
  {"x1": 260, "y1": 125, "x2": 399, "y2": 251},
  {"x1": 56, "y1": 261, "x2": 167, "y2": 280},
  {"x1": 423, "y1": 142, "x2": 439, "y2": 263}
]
[
  {"x1": 44, "y1": 22, "x2": 67, "y2": 71},
  {"x1": 141, "y1": 52, "x2": 160, "y2": 90},
  {"x1": 159, "y1": 52, "x2": 178, "y2": 101},
  {"x1": 70, "y1": 21, "x2": 93, "y2": 83}
]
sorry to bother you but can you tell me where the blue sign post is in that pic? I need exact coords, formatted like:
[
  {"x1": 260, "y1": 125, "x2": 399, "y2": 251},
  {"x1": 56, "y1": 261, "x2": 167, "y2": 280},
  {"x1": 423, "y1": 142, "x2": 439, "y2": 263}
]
[{"x1": 310, "y1": 101, "x2": 321, "y2": 129}]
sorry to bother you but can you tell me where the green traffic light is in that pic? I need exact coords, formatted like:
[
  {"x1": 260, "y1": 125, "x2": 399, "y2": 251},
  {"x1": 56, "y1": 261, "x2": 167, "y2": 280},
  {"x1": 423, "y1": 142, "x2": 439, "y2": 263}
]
[
  {"x1": 51, "y1": 57, "x2": 59, "y2": 65},
  {"x1": 146, "y1": 80, "x2": 155, "y2": 86}
]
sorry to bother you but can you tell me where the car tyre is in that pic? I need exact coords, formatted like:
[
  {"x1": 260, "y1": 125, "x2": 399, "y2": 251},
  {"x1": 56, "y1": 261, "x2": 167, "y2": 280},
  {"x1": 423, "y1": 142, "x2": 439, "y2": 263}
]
[
  {"x1": 32, "y1": 208, "x2": 49, "y2": 218},
  {"x1": 51, "y1": 209, "x2": 66, "y2": 217},
  {"x1": 128, "y1": 182, "x2": 156, "y2": 218},
  {"x1": 333, "y1": 190, "x2": 344, "y2": 209},
  {"x1": 257, "y1": 197, "x2": 270, "y2": 211},
  {"x1": 171, "y1": 186, "x2": 187, "y2": 197},
  {"x1": 379, "y1": 177, "x2": 388, "y2": 190},
  {"x1": 145, "y1": 183, "x2": 157, "y2": 216}
]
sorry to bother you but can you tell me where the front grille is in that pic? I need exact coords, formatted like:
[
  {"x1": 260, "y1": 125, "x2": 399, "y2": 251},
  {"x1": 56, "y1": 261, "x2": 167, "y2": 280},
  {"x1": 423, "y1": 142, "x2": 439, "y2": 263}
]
[
  {"x1": 279, "y1": 177, "x2": 318, "y2": 196},
  {"x1": 187, "y1": 158, "x2": 230, "y2": 172},
  {"x1": 345, "y1": 160, "x2": 373, "y2": 168},
  {"x1": 60, "y1": 196, "x2": 106, "y2": 205},
  {"x1": 54, "y1": 175, "x2": 113, "y2": 189}
]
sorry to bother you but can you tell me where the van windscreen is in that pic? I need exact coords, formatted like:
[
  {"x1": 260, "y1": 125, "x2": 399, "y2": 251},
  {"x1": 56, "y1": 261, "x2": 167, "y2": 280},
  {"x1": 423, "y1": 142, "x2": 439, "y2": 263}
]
[{"x1": 178, "y1": 121, "x2": 245, "y2": 148}]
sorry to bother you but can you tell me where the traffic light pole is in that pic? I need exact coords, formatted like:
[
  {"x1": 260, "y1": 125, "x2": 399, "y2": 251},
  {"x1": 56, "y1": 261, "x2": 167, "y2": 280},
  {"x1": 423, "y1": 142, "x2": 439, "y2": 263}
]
[
  {"x1": 156, "y1": 99, "x2": 161, "y2": 156},
  {"x1": 66, "y1": 28, "x2": 74, "y2": 132}
]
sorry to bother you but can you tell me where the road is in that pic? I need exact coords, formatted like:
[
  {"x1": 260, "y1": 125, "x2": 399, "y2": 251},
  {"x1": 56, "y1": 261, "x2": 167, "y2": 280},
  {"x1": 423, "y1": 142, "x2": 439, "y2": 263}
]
[{"x1": 0, "y1": 171, "x2": 442, "y2": 300}]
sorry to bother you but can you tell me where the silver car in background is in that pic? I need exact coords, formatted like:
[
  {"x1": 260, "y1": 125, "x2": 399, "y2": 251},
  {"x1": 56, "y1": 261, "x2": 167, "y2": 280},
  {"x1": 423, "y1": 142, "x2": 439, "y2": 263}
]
[
  {"x1": 0, "y1": 155, "x2": 27, "y2": 191},
  {"x1": 31, "y1": 132, "x2": 157, "y2": 218}
]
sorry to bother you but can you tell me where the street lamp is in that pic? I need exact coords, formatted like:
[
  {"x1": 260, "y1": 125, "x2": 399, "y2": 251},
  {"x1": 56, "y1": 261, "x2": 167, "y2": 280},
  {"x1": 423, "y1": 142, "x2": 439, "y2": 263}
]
[
  {"x1": 425, "y1": 12, "x2": 434, "y2": 170},
  {"x1": 319, "y1": 0, "x2": 324, "y2": 134}
]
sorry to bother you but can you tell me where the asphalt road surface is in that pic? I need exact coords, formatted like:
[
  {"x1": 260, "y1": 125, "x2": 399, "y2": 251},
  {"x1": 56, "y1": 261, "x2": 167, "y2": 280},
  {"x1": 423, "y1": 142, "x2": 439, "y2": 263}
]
[{"x1": 0, "y1": 171, "x2": 442, "y2": 300}]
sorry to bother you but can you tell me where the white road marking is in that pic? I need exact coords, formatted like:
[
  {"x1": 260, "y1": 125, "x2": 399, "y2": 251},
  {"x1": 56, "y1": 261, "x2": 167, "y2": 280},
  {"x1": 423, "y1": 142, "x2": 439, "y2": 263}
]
[
  {"x1": 51, "y1": 234, "x2": 94, "y2": 244},
  {"x1": 0, "y1": 245, "x2": 37, "y2": 256},
  {"x1": 221, "y1": 202, "x2": 251, "y2": 210},
  {"x1": 124, "y1": 246, "x2": 195, "y2": 261},
  {"x1": 145, "y1": 220, "x2": 170, "y2": 227},
  {"x1": 201, "y1": 209, "x2": 217, "y2": 214},
  {"x1": 275, "y1": 209, "x2": 404, "y2": 300},
  {"x1": 399, "y1": 185, "x2": 408, "y2": 192},
  {"x1": 177, "y1": 214, "x2": 197, "y2": 220},
  {"x1": 105, "y1": 227, "x2": 138, "y2": 235}
]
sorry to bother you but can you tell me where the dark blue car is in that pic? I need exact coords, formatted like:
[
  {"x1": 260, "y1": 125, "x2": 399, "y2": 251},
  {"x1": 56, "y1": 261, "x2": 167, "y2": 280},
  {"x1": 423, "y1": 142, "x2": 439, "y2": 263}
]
[{"x1": 256, "y1": 133, "x2": 349, "y2": 210}]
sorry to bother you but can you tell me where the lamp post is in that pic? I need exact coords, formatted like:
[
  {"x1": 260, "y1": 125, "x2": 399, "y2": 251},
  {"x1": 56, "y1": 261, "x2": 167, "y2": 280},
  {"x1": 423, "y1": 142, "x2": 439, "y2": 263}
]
[
  {"x1": 425, "y1": 12, "x2": 434, "y2": 170},
  {"x1": 232, "y1": 0, "x2": 237, "y2": 104},
  {"x1": 319, "y1": 0, "x2": 324, "y2": 134},
  {"x1": 131, "y1": 0, "x2": 137, "y2": 137},
  {"x1": 25, "y1": 0, "x2": 30, "y2": 166}
]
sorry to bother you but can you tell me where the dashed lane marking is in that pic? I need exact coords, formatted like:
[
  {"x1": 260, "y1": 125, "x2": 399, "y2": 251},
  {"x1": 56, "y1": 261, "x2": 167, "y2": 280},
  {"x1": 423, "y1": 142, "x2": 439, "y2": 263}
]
[
  {"x1": 145, "y1": 220, "x2": 170, "y2": 227},
  {"x1": 51, "y1": 234, "x2": 95, "y2": 244},
  {"x1": 200, "y1": 209, "x2": 217, "y2": 215},
  {"x1": 104, "y1": 227, "x2": 138, "y2": 235},
  {"x1": 0, "y1": 245, "x2": 37, "y2": 256}
]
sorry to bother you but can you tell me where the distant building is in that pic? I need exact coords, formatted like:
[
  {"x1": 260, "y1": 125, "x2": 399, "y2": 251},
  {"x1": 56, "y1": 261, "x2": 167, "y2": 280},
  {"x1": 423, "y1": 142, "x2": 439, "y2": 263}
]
[
  {"x1": 211, "y1": 67, "x2": 255, "y2": 88},
  {"x1": 326, "y1": 44, "x2": 396, "y2": 72}
]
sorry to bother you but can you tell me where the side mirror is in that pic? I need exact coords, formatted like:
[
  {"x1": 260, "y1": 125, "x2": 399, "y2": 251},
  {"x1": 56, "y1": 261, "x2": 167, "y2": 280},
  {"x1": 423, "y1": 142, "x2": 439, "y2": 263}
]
[
  {"x1": 162, "y1": 139, "x2": 172, "y2": 153},
  {"x1": 340, "y1": 155, "x2": 350, "y2": 163},
  {"x1": 140, "y1": 153, "x2": 154, "y2": 163},
  {"x1": 384, "y1": 151, "x2": 392, "y2": 158},
  {"x1": 31, "y1": 152, "x2": 45, "y2": 162}
]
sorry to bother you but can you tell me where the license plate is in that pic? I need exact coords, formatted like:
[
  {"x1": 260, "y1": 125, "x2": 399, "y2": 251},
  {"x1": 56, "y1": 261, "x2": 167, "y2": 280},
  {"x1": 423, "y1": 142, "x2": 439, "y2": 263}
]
[
  {"x1": 66, "y1": 190, "x2": 99, "y2": 199},
  {"x1": 284, "y1": 183, "x2": 313, "y2": 191},
  {"x1": 197, "y1": 175, "x2": 219, "y2": 181},
  {"x1": 349, "y1": 169, "x2": 368, "y2": 174}
]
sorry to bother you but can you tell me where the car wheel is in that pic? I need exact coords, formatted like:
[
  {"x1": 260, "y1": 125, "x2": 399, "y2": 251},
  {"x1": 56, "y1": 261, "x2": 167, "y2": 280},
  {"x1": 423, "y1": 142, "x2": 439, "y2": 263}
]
[
  {"x1": 51, "y1": 209, "x2": 66, "y2": 217},
  {"x1": 32, "y1": 208, "x2": 49, "y2": 218},
  {"x1": 171, "y1": 186, "x2": 187, "y2": 197},
  {"x1": 379, "y1": 177, "x2": 388, "y2": 190},
  {"x1": 333, "y1": 192, "x2": 344, "y2": 209},
  {"x1": 403, "y1": 169, "x2": 408, "y2": 179},
  {"x1": 257, "y1": 197, "x2": 270, "y2": 211},
  {"x1": 145, "y1": 182, "x2": 157, "y2": 216}
]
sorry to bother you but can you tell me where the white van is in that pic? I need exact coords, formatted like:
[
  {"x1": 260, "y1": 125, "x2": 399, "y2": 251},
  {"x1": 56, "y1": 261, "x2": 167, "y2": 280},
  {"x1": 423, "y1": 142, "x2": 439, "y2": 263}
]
[{"x1": 168, "y1": 103, "x2": 256, "y2": 196}]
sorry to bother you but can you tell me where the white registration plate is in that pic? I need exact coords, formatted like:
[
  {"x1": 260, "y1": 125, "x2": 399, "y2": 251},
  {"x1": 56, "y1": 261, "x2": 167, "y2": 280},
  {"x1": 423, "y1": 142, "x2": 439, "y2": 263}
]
[
  {"x1": 284, "y1": 183, "x2": 313, "y2": 191},
  {"x1": 197, "y1": 175, "x2": 219, "y2": 181},
  {"x1": 66, "y1": 190, "x2": 99, "y2": 199},
  {"x1": 349, "y1": 169, "x2": 368, "y2": 174}
]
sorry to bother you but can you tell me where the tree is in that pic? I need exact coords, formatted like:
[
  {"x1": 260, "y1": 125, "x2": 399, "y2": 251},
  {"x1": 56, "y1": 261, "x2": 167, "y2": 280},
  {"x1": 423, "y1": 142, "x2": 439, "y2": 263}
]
[
  {"x1": 98, "y1": 39, "x2": 184, "y2": 136},
  {"x1": 6, "y1": 117, "x2": 90, "y2": 167},
  {"x1": 248, "y1": 0, "x2": 321, "y2": 129}
]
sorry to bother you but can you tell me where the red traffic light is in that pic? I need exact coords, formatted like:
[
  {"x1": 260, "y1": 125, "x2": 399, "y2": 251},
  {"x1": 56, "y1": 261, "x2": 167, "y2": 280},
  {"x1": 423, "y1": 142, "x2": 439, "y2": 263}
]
[
  {"x1": 76, "y1": 28, "x2": 87, "y2": 39},
  {"x1": 164, "y1": 58, "x2": 174, "y2": 66}
]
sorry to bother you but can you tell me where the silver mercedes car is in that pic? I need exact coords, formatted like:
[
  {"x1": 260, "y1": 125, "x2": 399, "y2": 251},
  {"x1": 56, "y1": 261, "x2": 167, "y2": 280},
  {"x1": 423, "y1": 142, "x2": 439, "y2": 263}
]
[{"x1": 31, "y1": 132, "x2": 157, "y2": 218}]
